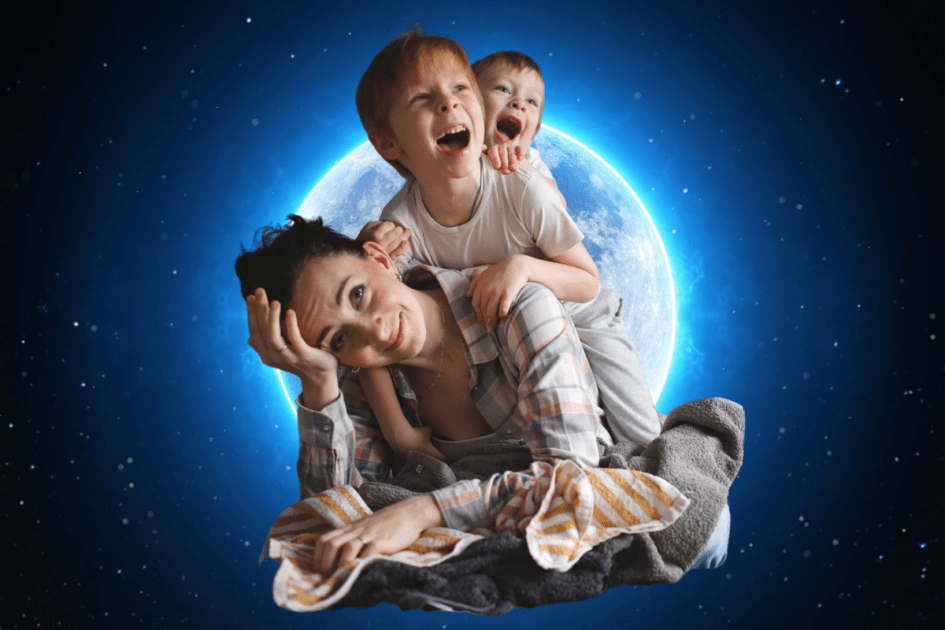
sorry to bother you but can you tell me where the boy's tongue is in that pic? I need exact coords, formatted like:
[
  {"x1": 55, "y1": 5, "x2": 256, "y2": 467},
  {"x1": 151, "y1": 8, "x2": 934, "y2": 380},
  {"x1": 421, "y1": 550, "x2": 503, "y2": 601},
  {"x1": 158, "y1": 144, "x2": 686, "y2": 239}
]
[{"x1": 437, "y1": 128, "x2": 470, "y2": 153}]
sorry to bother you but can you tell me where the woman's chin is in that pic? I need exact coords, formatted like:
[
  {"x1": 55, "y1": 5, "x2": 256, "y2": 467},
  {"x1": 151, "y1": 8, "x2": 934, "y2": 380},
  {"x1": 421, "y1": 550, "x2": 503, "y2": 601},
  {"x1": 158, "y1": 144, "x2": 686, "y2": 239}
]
[{"x1": 397, "y1": 314, "x2": 426, "y2": 363}]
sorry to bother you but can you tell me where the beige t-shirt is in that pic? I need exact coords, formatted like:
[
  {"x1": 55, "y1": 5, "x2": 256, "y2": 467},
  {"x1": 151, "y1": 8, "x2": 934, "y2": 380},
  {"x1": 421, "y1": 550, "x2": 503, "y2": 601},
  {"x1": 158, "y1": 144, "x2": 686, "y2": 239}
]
[
  {"x1": 380, "y1": 158, "x2": 583, "y2": 276},
  {"x1": 526, "y1": 146, "x2": 553, "y2": 180}
]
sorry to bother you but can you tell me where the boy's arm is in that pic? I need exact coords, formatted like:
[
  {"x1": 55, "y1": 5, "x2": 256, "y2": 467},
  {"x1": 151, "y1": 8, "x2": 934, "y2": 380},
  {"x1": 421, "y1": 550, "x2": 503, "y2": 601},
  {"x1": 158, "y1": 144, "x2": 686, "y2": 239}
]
[
  {"x1": 466, "y1": 243, "x2": 600, "y2": 329},
  {"x1": 467, "y1": 166, "x2": 596, "y2": 329},
  {"x1": 360, "y1": 366, "x2": 446, "y2": 461},
  {"x1": 539, "y1": 241, "x2": 600, "y2": 300}
]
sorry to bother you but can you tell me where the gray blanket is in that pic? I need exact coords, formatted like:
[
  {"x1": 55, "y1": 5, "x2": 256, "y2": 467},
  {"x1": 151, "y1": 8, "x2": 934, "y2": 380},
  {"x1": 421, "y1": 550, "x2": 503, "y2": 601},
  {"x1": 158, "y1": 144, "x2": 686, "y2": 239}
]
[{"x1": 342, "y1": 397, "x2": 744, "y2": 615}]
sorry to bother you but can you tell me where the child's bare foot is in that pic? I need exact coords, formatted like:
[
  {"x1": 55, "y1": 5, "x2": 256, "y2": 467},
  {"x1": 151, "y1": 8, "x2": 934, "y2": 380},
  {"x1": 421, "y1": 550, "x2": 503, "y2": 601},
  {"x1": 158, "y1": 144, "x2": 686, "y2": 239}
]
[{"x1": 391, "y1": 425, "x2": 447, "y2": 461}]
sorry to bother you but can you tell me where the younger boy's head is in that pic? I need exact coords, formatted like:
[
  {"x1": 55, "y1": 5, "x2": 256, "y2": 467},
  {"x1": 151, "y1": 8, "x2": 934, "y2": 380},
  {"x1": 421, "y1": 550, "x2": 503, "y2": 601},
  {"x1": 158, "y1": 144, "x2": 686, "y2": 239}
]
[
  {"x1": 472, "y1": 51, "x2": 545, "y2": 150},
  {"x1": 357, "y1": 30, "x2": 484, "y2": 179}
]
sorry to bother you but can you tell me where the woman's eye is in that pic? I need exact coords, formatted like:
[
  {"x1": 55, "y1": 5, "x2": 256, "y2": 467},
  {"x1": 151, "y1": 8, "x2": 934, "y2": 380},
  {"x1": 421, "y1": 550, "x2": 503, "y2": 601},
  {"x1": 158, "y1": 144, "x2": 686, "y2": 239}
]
[
  {"x1": 331, "y1": 332, "x2": 347, "y2": 352},
  {"x1": 454, "y1": 84, "x2": 467, "y2": 92},
  {"x1": 352, "y1": 285, "x2": 364, "y2": 304}
]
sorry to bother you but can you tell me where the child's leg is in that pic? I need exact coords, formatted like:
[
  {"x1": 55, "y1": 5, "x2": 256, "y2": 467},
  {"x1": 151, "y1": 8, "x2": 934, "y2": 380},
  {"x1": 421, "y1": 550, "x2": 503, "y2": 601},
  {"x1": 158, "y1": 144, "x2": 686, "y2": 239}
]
[
  {"x1": 571, "y1": 287, "x2": 662, "y2": 446},
  {"x1": 360, "y1": 366, "x2": 411, "y2": 443},
  {"x1": 360, "y1": 367, "x2": 445, "y2": 461}
]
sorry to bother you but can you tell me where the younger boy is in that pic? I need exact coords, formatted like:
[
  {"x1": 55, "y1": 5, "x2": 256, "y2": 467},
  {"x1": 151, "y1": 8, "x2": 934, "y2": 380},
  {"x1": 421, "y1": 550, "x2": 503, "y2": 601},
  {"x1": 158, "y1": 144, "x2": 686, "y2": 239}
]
[
  {"x1": 473, "y1": 51, "x2": 561, "y2": 201},
  {"x1": 354, "y1": 32, "x2": 661, "y2": 460}
]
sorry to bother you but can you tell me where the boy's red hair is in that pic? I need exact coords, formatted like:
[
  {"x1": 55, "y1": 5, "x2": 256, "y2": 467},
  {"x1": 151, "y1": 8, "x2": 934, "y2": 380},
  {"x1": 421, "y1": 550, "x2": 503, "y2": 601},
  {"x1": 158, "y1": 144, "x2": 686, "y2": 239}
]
[{"x1": 356, "y1": 29, "x2": 479, "y2": 137}]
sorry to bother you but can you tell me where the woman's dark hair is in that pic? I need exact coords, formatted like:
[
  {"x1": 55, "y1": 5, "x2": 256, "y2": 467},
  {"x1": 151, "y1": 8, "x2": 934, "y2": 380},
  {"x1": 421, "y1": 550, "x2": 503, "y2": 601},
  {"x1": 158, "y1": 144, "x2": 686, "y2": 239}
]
[{"x1": 234, "y1": 215, "x2": 366, "y2": 310}]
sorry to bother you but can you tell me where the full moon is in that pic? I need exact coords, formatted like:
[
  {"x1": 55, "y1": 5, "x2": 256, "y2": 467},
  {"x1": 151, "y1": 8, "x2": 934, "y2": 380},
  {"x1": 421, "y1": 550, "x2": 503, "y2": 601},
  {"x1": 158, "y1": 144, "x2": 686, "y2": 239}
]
[{"x1": 280, "y1": 126, "x2": 676, "y2": 413}]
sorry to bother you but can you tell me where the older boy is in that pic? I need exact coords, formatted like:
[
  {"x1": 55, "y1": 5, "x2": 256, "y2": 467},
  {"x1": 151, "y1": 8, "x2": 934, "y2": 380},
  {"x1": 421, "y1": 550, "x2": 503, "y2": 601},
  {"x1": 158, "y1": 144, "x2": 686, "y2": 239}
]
[
  {"x1": 356, "y1": 34, "x2": 597, "y2": 309},
  {"x1": 355, "y1": 31, "x2": 662, "y2": 457}
]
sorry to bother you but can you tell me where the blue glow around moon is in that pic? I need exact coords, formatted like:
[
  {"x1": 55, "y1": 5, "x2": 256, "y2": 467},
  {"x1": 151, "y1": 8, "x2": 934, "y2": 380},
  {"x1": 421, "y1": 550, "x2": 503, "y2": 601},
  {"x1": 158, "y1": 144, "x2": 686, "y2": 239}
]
[{"x1": 277, "y1": 125, "x2": 677, "y2": 417}]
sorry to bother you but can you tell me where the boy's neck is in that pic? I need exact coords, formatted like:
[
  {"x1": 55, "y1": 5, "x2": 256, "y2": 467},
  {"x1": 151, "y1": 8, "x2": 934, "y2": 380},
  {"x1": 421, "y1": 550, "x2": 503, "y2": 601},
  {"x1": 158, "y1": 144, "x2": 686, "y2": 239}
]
[{"x1": 415, "y1": 157, "x2": 483, "y2": 228}]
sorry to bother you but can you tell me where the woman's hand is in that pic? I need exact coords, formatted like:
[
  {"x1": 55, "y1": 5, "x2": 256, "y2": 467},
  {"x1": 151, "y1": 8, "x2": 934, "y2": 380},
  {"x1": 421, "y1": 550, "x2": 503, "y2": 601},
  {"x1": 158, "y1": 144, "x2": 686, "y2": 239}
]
[
  {"x1": 246, "y1": 288, "x2": 339, "y2": 408},
  {"x1": 312, "y1": 494, "x2": 445, "y2": 575}
]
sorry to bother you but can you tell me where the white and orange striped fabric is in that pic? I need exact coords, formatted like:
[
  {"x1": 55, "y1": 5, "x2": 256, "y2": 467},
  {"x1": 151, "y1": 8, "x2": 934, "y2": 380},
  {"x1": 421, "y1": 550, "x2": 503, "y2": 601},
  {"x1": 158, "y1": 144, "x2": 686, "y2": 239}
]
[{"x1": 265, "y1": 461, "x2": 688, "y2": 612}]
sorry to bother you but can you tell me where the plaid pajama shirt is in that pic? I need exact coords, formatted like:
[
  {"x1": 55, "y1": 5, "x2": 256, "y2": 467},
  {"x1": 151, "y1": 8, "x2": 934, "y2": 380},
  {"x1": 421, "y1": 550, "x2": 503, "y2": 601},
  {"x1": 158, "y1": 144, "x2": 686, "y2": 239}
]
[{"x1": 295, "y1": 266, "x2": 612, "y2": 531}]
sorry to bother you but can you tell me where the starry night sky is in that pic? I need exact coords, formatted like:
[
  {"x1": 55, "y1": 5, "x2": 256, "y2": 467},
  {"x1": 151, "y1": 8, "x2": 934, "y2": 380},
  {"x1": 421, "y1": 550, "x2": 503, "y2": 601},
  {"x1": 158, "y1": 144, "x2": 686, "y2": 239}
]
[{"x1": 3, "y1": 0, "x2": 943, "y2": 628}]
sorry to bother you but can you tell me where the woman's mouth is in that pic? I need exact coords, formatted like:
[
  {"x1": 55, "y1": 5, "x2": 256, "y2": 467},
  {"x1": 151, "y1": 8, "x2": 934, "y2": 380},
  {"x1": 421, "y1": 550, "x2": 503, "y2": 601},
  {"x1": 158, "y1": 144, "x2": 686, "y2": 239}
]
[
  {"x1": 495, "y1": 116, "x2": 522, "y2": 142},
  {"x1": 389, "y1": 312, "x2": 405, "y2": 351}
]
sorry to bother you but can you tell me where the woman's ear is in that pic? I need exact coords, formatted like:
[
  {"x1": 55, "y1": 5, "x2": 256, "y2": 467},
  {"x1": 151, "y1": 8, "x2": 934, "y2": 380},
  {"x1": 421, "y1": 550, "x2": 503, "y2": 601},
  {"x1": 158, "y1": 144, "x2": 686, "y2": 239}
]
[
  {"x1": 368, "y1": 129, "x2": 402, "y2": 161},
  {"x1": 362, "y1": 242, "x2": 399, "y2": 278}
]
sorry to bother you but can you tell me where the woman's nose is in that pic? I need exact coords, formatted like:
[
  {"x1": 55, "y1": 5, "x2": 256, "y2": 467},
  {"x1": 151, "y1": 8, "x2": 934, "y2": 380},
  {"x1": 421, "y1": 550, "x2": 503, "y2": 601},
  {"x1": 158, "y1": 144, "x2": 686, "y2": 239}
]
[
  {"x1": 373, "y1": 312, "x2": 386, "y2": 338},
  {"x1": 369, "y1": 311, "x2": 390, "y2": 344}
]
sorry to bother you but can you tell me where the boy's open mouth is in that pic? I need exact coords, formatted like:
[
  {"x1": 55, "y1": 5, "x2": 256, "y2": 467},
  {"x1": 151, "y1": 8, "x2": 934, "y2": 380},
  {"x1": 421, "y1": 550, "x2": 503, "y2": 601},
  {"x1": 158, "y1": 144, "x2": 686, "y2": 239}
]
[
  {"x1": 436, "y1": 125, "x2": 471, "y2": 153},
  {"x1": 495, "y1": 116, "x2": 522, "y2": 143}
]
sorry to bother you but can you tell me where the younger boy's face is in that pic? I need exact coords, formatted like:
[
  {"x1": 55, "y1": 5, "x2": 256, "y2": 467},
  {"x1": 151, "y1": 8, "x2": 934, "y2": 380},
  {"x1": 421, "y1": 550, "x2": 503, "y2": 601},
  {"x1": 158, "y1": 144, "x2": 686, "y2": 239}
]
[
  {"x1": 383, "y1": 52, "x2": 485, "y2": 182},
  {"x1": 477, "y1": 64, "x2": 544, "y2": 149}
]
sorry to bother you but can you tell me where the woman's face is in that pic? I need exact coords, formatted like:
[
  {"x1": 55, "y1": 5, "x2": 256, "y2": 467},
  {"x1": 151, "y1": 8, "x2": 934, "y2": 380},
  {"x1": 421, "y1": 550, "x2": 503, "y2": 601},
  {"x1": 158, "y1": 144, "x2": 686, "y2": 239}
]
[{"x1": 290, "y1": 246, "x2": 427, "y2": 369}]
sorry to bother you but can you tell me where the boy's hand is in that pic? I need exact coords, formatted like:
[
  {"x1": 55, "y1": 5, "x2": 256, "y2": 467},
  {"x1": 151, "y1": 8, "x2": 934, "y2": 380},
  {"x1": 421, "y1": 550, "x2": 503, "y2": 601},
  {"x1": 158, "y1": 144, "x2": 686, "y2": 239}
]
[
  {"x1": 483, "y1": 143, "x2": 526, "y2": 175},
  {"x1": 466, "y1": 256, "x2": 529, "y2": 330},
  {"x1": 357, "y1": 221, "x2": 411, "y2": 258}
]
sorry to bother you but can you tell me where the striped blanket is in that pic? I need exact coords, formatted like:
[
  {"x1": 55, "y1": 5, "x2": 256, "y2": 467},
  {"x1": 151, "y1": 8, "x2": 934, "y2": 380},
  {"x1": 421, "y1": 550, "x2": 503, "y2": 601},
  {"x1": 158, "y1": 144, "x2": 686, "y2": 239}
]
[{"x1": 263, "y1": 397, "x2": 744, "y2": 613}]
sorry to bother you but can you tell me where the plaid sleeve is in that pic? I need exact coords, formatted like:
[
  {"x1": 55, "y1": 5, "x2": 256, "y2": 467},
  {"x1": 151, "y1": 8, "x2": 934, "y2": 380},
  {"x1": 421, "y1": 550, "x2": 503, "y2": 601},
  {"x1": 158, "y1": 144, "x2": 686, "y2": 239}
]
[
  {"x1": 505, "y1": 283, "x2": 602, "y2": 468},
  {"x1": 431, "y1": 464, "x2": 553, "y2": 531},
  {"x1": 295, "y1": 369, "x2": 393, "y2": 500},
  {"x1": 430, "y1": 281, "x2": 603, "y2": 530}
]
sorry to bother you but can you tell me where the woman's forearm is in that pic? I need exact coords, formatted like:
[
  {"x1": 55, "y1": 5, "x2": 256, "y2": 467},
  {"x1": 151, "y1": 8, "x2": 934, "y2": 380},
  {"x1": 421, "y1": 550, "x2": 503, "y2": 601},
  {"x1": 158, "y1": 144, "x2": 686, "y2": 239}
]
[
  {"x1": 407, "y1": 494, "x2": 446, "y2": 529},
  {"x1": 313, "y1": 493, "x2": 445, "y2": 574},
  {"x1": 300, "y1": 373, "x2": 340, "y2": 410},
  {"x1": 296, "y1": 369, "x2": 396, "y2": 499}
]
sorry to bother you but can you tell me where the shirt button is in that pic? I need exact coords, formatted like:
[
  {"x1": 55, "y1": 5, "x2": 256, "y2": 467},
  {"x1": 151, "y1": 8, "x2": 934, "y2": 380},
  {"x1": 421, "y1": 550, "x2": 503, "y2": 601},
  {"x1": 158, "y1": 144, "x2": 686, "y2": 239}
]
[
  {"x1": 320, "y1": 424, "x2": 331, "y2": 433},
  {"x1": 506, "y1": 428, "x2": 512, "y2": 435}
]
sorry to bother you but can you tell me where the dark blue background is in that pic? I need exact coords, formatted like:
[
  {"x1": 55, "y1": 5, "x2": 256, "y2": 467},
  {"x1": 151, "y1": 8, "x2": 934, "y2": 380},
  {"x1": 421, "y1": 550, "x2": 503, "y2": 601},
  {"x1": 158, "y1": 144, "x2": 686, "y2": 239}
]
[{"x1": 4, "y1": 0, "x2": 942, "y2": 627}]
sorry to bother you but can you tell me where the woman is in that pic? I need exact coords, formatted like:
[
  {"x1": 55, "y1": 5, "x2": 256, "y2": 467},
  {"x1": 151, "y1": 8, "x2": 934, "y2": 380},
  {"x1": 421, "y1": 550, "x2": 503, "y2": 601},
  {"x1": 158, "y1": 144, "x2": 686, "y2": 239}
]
[{"x1": 238, "y1": 215, "x2": 669, "y2": 575}]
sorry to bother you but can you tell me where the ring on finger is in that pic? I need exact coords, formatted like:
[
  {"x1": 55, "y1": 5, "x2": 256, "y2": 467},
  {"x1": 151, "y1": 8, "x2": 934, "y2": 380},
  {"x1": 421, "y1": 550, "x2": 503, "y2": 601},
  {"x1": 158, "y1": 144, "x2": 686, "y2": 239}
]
[{"x1": 357, "y1": 536, "x2": 367, "y2": 545}]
